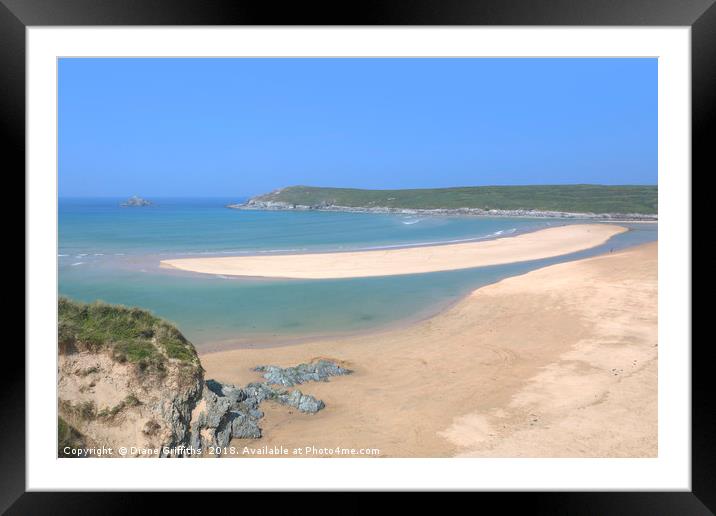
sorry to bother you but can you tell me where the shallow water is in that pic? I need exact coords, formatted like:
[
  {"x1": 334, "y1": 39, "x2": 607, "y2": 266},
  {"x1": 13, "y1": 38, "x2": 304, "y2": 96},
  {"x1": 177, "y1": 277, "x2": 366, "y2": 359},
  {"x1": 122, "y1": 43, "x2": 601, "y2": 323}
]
[{"x1": 58, "y1": 198, "x2": 657, "y2": 349}]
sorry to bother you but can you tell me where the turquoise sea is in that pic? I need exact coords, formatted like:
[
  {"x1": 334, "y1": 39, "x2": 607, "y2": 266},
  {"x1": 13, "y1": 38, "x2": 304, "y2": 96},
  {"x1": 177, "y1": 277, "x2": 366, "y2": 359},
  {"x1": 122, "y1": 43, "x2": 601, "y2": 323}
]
[{"x1": 58, "y1": 198, "x2": 657, "y2": 351}]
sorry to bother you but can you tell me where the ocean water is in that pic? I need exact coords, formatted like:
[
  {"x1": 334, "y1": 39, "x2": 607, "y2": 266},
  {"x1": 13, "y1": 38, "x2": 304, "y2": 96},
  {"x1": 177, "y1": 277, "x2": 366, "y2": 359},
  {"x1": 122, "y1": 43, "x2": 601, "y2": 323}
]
[{"x1": 58, "y1": 198, "x2": 657, "y2": 350}]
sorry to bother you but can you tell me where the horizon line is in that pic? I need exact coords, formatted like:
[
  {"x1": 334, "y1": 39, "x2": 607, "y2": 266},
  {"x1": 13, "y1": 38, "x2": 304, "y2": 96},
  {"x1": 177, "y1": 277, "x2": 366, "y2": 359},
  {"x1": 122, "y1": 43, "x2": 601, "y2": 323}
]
[{"x1": 58, "y1": 182, "x2": 659, "y2": 199}]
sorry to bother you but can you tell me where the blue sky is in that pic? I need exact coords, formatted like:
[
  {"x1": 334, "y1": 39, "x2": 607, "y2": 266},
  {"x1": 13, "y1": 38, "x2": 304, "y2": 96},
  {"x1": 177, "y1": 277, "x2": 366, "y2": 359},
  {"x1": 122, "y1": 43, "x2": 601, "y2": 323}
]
[{"x1": 59, "y1": 58, "x2": 657, "y2": 197}]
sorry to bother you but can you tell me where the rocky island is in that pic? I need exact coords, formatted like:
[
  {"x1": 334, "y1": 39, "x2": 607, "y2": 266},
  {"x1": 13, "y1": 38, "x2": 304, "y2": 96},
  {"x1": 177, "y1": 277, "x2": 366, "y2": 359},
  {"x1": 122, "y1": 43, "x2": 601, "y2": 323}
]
[
  {"x1": 228, "y1": 185, "x2": 658, "y2": 221},
  {"x1": 58, "y1": 298, "x2": 350, "y2": 458},
  {"x1": 120, "y1": 195, "x2": 152, "y2": 207}
]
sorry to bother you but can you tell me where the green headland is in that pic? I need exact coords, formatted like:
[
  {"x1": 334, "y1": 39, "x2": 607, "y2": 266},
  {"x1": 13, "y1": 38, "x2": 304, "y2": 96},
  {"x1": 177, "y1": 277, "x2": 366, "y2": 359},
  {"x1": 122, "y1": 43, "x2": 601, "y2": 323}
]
[{"x1": 232, "y1": 185, "x2": 657, "y2": 217}]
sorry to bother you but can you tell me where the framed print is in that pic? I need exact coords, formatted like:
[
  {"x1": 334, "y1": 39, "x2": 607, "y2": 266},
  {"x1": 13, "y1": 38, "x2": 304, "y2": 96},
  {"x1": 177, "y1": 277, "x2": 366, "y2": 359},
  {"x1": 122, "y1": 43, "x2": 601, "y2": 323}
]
[{"x1": 5, "y1": 0, "x2": 710, "y2": 509}]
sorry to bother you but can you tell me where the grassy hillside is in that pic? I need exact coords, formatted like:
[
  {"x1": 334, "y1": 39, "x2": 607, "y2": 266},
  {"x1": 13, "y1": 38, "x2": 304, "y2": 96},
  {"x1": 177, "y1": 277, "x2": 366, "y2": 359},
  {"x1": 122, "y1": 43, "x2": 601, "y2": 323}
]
[
  {"x1": 58, "y1": 297, "x2": 201, "y2": 368},
  {"x1": 250, "y1": 185, "x2": 657, "y2": 214}
]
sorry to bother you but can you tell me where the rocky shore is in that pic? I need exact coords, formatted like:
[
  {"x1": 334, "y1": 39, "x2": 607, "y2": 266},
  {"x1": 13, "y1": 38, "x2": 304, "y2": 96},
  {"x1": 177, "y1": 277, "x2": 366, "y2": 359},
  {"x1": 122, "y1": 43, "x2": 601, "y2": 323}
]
[
  {"x1": 189, "y1": 373, "x2": 331, "y2": 449},
  {"x1": 58, "y1": 298, "x2": 350, "y2": 458},
  {"x1": 191, "y1": 360, "x2": 353, "y2": 451},
  {"x1": 254, "y1": 359, "x2": 352, "y2": 387},
  {"x1": 60, "y1": 353, "x2": 345, "y2": 457},
  {"x1": 227, "y1": 199, "x2": 657, "y2": 221}
]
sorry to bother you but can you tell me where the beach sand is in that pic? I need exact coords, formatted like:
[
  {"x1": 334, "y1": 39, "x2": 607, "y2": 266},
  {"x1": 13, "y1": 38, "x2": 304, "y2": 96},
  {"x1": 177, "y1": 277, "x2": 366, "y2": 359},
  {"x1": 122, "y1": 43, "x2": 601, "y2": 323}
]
[
  {"x1": 200, "y1": 241, "x2": 657, "y2": 458},
  {"x1": 162, "y1": 223, "x2": 627, "y2": 279}
]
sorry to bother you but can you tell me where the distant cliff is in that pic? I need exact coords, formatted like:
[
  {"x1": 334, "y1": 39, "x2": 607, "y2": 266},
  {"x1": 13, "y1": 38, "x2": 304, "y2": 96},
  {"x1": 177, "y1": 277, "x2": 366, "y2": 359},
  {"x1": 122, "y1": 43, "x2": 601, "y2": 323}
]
[{"x1": 228, "y1": 185, "x2": 657, "y2": 220}]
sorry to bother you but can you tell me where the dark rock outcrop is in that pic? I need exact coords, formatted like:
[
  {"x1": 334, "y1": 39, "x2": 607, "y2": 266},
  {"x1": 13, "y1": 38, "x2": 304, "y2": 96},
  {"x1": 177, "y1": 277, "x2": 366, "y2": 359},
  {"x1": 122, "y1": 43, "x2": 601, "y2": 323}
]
[
  {"x1": 254, "y1": 359, "x2": 353, "y2": 387},
  {"x1": 188, "y1": 376, "x2": 330, "y2": 450}
]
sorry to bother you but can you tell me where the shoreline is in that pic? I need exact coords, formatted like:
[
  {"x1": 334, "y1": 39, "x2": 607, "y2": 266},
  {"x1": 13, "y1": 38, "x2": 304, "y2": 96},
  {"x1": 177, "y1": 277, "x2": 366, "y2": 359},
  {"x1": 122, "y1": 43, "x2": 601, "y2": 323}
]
[
  {"x1": 228, "y1": 202, "x2": 658, "y2": 222},
  {"x1": 201, "y1": 241, "x2": 657, "y2": 458},
  {"x1": 192, "y1": 230, "x2": 650, "y2": 353},
  {"x1": 194, "y1": 291, "x2": 466, "y2": 353},
  {"x1": 161, "y1": 223, "x2": 627, "y2": 279}
]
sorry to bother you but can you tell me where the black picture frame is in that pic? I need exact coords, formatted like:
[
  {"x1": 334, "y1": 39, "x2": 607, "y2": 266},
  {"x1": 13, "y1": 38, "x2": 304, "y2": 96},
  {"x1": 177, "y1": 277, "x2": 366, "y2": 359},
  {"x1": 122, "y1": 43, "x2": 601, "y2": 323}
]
[{"x1": 5, "y1": 0, "x2": 707, "y2": 510}]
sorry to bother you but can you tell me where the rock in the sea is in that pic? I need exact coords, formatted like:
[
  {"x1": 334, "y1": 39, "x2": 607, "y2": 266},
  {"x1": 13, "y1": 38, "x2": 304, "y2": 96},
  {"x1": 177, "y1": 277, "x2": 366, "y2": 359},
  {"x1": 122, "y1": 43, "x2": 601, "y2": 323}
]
[
  {"x1": 254, "y1": 359, "x2": 352, "y2": 387},
  {"x1": 120, "y1": 195, "x2": 152, "y2": 207}
]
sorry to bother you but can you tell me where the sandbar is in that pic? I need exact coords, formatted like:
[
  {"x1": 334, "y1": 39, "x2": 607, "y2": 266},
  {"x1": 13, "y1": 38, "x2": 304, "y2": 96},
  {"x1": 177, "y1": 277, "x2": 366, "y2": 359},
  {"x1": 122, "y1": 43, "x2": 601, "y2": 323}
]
[{"x1": 162, "y1": 223, "x2": 627, "y2": 279}]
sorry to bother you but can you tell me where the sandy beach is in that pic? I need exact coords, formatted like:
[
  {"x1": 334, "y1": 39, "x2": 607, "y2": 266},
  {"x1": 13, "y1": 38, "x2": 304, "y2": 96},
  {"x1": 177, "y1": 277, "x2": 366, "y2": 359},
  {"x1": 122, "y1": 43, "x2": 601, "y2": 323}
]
[
  {"x1": 161, "y1": 223, "x2": 627, "y2": 279},
  {"x1": 200, "y1": 241, "x2": 657, "y2": 458}
]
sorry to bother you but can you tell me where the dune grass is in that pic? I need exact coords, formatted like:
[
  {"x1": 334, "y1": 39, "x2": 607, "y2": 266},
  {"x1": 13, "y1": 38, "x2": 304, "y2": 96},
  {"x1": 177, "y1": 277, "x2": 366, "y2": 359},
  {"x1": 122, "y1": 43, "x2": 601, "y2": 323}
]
[{"x1": 58, "y1": 297, "x2": 200, "y2": 367}]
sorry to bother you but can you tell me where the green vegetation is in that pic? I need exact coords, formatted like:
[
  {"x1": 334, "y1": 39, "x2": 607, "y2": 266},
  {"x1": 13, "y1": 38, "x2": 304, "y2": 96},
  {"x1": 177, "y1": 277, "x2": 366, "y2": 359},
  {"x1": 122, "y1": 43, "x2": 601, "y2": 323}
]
[
  {"x1": 77, "y1": 366, "x2": 99, "y2": 377},
  {"x1": 60, "y1": 399, "x2": 97, "y2": 421},
  {"x1": 60, "y1": 394, "x2": 142, "y2": 425},
  {"x1": 251, "y1": 185, "x2": 658, "y2": 214},
  {"x1": 58, "y1": 416, "x2": 85, "y2": 457},
  {"x1": 58, "y1": 297, "x2": 200, "y2": 369},
  {"x1": 97, "y1": 394, "x2": 142, "y2": 420}
]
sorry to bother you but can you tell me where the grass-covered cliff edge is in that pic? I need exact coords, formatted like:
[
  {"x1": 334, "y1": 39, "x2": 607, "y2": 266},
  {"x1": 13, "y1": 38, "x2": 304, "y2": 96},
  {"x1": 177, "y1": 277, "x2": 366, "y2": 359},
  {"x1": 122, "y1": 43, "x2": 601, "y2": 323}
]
[
  {"x1": 229, "y1": 185, "x2": 657, "y2": 219},
  {"x1": 58, "y1": 298, "x2": 344, "y2": 457},
  {"x1": 59, "y1": 297, "x2": 201, "y2": 367},
  {"x1": 58, "y1": 298, "x2": 205, "y2": 457}
]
